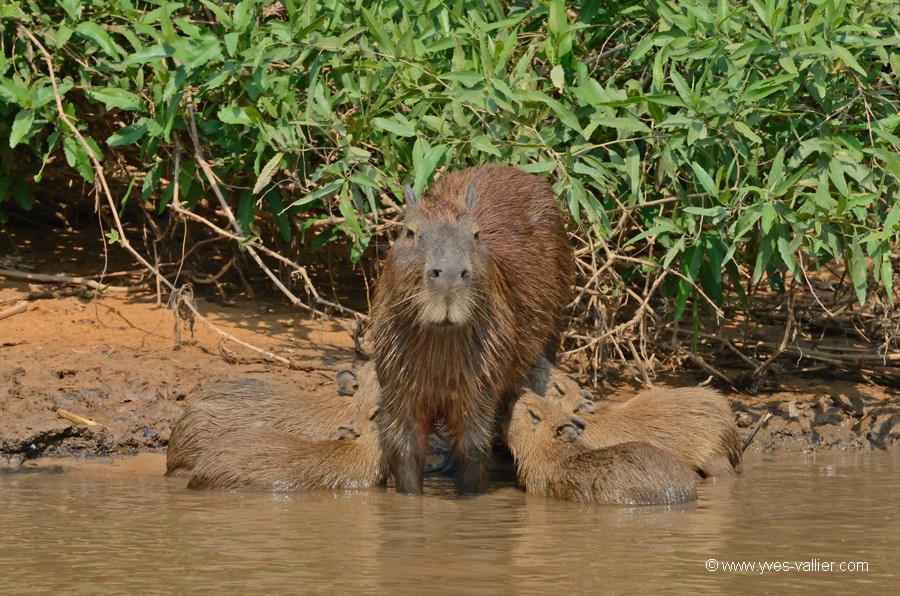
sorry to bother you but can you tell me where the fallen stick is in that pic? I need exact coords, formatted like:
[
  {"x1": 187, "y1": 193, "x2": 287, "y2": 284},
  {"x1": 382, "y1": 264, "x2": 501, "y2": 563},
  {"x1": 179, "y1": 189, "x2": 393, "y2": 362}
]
[
  {"x1": 0, "y1": 301, "x2": 27, "y2": 321},
  {"x1": 57, "y1": 409, "x2": 99, "y2": 427},
  {"x1": 0, "y1": 268, "x2": 145, "y2": 293},
  {"x1": 742, "y1": 411, "x2": 773, "y2": 452}
]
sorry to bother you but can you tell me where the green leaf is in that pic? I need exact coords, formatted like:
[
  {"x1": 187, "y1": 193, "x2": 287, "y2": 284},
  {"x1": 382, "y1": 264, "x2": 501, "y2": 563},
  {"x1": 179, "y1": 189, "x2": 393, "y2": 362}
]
[
  {"x1": 768, "y1": 147, "x2": 785, "y2": 190},
  {"x1": 122, "y1": 45, "x2": 173, "y2": 66},
  {"x1": 470, "y1": 135, "x2": 501, "y2": 157},
  {"x1": 518, "y1": 161, "x2": 556, "y2": 174},
  {"x1": 733, "y1": 121, "x2": 762, "y2": 144},
  {"x1": 684, "y1": 206, "x2": 726, "y2": 218},
  {"x1": 373, "y1": 115, "x2": 416, "y2": 137},
  {"x1": 881, "y1": 258, "x2": 894, "y2": 306},
  {"x1": 253, "y1": 152, "x2": 284, "y2": 195},
  {"x1": 107, "y1": 121, "x2": 149, "y2": 146},
  {"x1": 550, "y1": 65, "x2": 565, "y2": 92},
  {"x1": 586, "y1": 116, "x2": 651, "y2": 135},
  {"x1": 218, "y1": 106, "x2": 254, "y2": 125},
  {"x1": 516, "y1": 89, "x2": 583, "y2": 135},
  {"x1": 670, "y1": 70, "x2": 692, "y2": 104},
  {"x1": 412, "y1": 138, "x2": 448, "y2": 196},
  {"x1": 86, "y1": 87, "x2": 142, "y2": 111},
  {"x1": 9, "y1": 109, "x2": 34, "y2": 148},
  {"x1": 264, "y1": 193, "x2": 292, "y2": 242},
  {"x1": 760, "y1": 203, "x2": 776, "y2": 234},
  {"x1": 831, "y1": 43, "x2": 867, "y2": 76},
  {"x1": 74, "y1": 22, "x2": 121, "y2": 58},
  {"x1": 848, "y1": 235, "x2": 868, "y2": 305},
  {"x1": 742, "y1": 73, "x2": 797, "y2": 102},
  {"x1": 337, "y1": 183, "x2": 363, "y2": 240},
  {"x1": 690, "y1": 162, "x2": 717, "y2": 196},
  {"x1": 442, "y1": 71, "x2": 484, "y2": 86},
  {"x1": 62, "y1": 135, "x2": 95, "y2": 183}
]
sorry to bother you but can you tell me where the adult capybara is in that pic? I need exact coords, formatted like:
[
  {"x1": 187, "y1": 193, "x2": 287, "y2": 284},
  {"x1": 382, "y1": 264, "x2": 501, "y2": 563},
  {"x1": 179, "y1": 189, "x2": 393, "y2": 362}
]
[
  {"x1": 166, "y1": 365, "x2": 379, "y2": 477},
  {"x1": 187, "y1": 406, "x2": 387, "y2": 491},
  {"x1": 502, "y1": 389, "x2": 697, "y2": 505},
  {"x1": 528, "y1": 357, "x2": 741, "y2": 477},
  {"x1": 370, "y1": 165, "x2": 573, "y2": 495}
]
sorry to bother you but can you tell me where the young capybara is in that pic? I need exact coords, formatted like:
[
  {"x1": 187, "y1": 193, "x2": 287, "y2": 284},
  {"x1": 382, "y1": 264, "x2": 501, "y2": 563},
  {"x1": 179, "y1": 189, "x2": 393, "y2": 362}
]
[
  {"x1": 187, "y1": 406, "x2": 388, "y2": 491},
  {"x1": 528, "y1": 356, "x2": 742, "y2": 477},
  {"x1": 502, "y1": 389, "x2": 697, "y2": 505},
  {"x1": 370, "y1": 165, "x2": 573, "y2": 495},
  {"x1": 166, "y1": 365, "x2": 380, "y2": 477}
]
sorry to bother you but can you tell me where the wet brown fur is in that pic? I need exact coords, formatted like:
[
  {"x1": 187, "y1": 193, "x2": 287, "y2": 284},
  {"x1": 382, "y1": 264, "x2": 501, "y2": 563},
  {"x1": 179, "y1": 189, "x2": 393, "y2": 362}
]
[
  {"x1": 502, "y1": 390, "x2": 697, "y2": 504},
  {"x1": 528, "y1": 357, "x2": 742, "y2": 477},
  {"x1": 186, "y1": 406, "x2": 387, "y2": 491},
  {"x1": 370, "y1": 165, "x2": 573, "y2": 494},
  {"x1": 166, "y1": 365, "x2": 380, "y2": 477}
]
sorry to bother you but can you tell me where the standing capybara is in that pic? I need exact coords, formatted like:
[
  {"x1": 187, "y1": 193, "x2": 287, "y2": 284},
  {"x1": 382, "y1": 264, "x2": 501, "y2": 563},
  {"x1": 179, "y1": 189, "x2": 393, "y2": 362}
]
[
  {"x1": 187, "y1": 405, "x2": 387, "y2": 491},
  {"x1": 166, "y1": 365, "x2": 380, "y2": 477},
  {"x1": 502, "y1": 389, "x2": 697, "y2": 505},
  {"x1": 370, "y1": 165, "x2": 573, "y2": 495},
  {"x1": 528, "y1": 357, "x2": 741, "y2": 477}
]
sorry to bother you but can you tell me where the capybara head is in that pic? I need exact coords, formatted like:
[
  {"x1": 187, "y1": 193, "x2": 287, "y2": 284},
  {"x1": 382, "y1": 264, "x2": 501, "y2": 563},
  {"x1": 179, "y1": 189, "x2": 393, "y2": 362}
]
[
  {"x1": 503, "y1": 389, "x2": 587, "y2": 467},
  {"x1": 525, "y1": 355, "x2": 596, "y2": 412},
  {"x1": 388, "y1": 184, "x2": 490, "y2": 326}
]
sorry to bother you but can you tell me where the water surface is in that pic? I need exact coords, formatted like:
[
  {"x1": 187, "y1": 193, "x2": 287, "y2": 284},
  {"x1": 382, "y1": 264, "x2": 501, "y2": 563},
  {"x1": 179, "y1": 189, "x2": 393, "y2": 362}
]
[{"x1": 1, "y1": 451, "x2": 897, "y2": 593}]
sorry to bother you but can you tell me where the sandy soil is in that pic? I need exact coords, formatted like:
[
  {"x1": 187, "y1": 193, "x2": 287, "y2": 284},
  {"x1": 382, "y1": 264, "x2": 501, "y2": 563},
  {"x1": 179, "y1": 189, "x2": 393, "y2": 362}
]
[{"x1": 1, "y1": 224, "x2": 898, "y2": 468}]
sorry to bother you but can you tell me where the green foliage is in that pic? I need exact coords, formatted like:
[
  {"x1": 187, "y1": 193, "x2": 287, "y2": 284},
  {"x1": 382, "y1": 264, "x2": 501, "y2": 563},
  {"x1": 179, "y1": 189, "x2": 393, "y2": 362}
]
[{"x1": 1, "y1": 0, "x2": 898, "y2": 312}]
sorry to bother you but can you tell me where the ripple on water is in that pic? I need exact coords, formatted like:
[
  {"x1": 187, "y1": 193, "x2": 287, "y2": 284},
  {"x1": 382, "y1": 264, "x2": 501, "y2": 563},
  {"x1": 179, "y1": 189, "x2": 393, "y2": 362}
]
[{"x1": 0, "y1": 451, "x2": 897, "y2": 593}]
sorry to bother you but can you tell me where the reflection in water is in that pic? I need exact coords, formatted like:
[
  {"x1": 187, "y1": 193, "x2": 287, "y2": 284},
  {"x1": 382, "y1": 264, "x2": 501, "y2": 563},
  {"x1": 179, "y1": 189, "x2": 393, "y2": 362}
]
[{"x1": 1, "y1": 451, "x2": 897, "y2": 592}]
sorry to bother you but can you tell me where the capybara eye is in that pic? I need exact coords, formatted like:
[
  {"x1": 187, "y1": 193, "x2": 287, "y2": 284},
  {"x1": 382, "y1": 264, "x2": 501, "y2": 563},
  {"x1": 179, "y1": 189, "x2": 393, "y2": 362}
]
[
  {"x1": 405, "y1": 228, "x2": 415, "y2": 239},
  {"x1": 527, "y1": 409, "x2": 542, "y2": 424},
  {"x1": 473, "y1": 231, "x2": 480, "y2": 242},
  {"x1": 571, "y1": 418, "x2": 586, "y2": 434}
]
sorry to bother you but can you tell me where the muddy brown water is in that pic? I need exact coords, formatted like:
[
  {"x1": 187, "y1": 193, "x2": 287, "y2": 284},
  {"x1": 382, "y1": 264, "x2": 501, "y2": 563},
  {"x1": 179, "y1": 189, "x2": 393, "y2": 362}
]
[{"x1": 1, "y1": 451, "x2": 897, "y2": 593}]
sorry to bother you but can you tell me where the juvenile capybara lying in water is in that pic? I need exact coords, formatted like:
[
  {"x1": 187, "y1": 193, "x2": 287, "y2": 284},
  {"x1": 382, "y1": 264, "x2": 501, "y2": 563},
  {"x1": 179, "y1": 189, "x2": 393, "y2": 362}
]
[
  {"x1": 528, "y1": 357, "x2": 741, "y2": 477},
  {"x1": 187, "y1": 406, "x2": 387, "y2": 491},
  {"x1": 370, "y1": 165, "x2": 574, "y2": 495},
  {"x1": 166, "y1": 366, "x2": 379, "y2": 477},
  {"x1": 502, "y1": 390, "x2": 697, "y2": 505}
]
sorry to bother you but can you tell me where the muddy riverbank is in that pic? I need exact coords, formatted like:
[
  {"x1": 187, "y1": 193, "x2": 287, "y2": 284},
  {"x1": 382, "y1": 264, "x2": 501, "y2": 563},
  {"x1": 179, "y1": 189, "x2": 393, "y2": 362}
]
[{"x1": 2, "y1": 282, "x2": 898, "y2": 467}]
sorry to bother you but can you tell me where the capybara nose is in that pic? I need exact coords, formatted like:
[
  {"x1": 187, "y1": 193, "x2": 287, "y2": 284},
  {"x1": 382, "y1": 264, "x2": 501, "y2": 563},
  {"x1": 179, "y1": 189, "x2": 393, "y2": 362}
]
[{"x1": 427, "y1": 266, "x2": 470, "y2": 290}]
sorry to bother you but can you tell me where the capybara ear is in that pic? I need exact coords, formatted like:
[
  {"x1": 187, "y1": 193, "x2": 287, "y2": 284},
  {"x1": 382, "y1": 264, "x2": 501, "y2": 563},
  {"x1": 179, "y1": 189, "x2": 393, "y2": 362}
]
[
  {"x1": 338, "y1": 424, "x2": 361, "y2": 440},
  {"x1": 573, "y1": 398, "x2": 596, "y2": 415},
  {"x1": 554, "y1": 421, "x2": 582, "y2": 443},
  {"x1": 403, "y1": 184, "x2": 418, "y2": 207},
  {"x1": 336, "y1": 369, "x2": 358, "y2": 396},
  {"x1": 465, "y1": 184, "x2": 475, "y2": 209},
  {"x1": 527, "y1": 408, "x2": 542, "y2": 424}
]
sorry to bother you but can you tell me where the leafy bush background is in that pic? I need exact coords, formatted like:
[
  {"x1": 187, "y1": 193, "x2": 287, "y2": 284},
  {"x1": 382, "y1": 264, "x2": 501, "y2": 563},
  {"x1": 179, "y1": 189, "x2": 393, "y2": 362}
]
[{"x1": 2, "y1": 0, "x2": 899, "y2": 375}]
